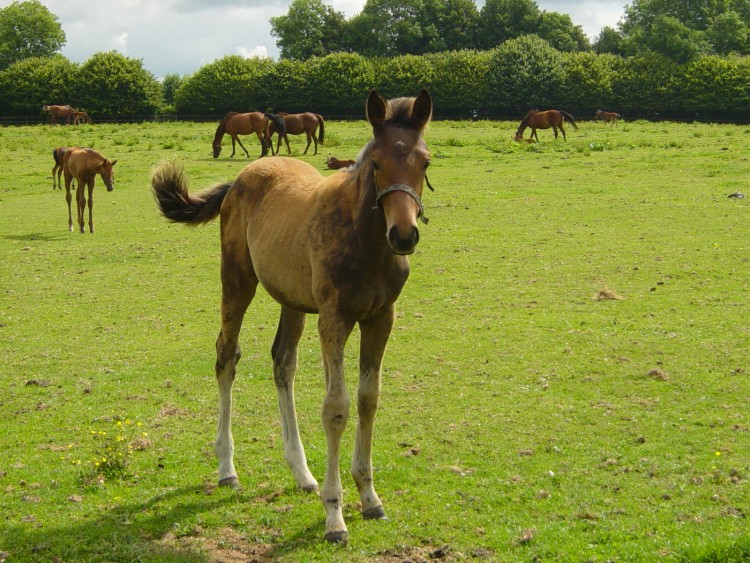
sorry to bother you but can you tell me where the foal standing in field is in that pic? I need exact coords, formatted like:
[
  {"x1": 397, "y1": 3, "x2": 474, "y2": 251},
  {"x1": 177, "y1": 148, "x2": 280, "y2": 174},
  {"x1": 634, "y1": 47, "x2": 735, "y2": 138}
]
[
  {"x1": 62, "y1": 147, "x2": 117, "y2": 233},
  {"x1": 595, "y1": 109, "x2": 622, "y2": 125},
  {"x1": 152, "y1": 89, "x2": 434, "y2": 543}
]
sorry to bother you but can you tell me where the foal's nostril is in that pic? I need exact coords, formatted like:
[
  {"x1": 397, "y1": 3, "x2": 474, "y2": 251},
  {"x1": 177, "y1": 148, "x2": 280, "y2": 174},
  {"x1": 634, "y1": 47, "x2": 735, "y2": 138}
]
[{"x1": 388, "y1": 226, "x2": 419, "y2": 254}]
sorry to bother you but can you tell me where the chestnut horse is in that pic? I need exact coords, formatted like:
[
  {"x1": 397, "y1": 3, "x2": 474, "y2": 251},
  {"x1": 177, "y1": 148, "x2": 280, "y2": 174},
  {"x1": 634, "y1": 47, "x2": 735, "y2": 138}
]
[
  {"x1": 42, "y1": 104, "x2": 76, "y2": 125},
  {"x1": 595, "y1": 109, "x2": 621, "y2": 125},
  {"x1": 267, "y1": 111, "x2": 325, "y2": 155},
  {"x1": 152, "y1": 89, "x2": 434, "y2": 543},
  {"x1": 52, "y1": 147, "x2": 70, "y2": 189},
  {"x1": 62, "y1": 147, "x2": 117, "y2": 233},
  {"x1": 514, "y1": 109, "x2": 578, "y2": 142},
  {"x1": 212, "y1": 112, "x2": 269, "y2": 158}
]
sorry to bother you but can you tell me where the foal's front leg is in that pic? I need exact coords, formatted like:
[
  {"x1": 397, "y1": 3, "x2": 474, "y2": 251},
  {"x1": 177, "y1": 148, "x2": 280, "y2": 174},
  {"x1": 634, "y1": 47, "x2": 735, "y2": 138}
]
[
  {"x1": 352, "y1": 307, "x2": 394, "y2": 521},
  {"x1": 318, "y1": 312, "x2": 355, "y2": 543}
]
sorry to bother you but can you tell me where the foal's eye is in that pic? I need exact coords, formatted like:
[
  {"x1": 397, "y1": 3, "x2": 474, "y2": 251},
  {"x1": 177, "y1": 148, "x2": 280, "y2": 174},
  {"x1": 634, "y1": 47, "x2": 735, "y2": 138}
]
[
  {"x1": 424, "y1": 159, "x2": 431, "y2": 170},
  {"x1": 370, "y1": 160, "x2": 380, "y2": 171}
]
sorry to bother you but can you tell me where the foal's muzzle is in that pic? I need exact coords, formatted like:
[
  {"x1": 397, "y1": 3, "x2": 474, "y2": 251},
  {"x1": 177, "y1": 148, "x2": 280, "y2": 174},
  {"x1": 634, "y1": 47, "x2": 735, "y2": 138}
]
[{"x1": 388, "y1": 225, "x2": 419, "y2": 255}]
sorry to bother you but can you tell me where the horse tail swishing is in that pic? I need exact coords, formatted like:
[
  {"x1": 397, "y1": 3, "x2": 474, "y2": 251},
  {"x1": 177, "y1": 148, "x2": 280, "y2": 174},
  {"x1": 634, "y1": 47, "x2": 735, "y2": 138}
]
[
  {"x1": 315, "y1": 113, "x2": 325, "y2": 145},
  {"x1": 152, "y1": 164, "x2": 232, "y2": 224},
  {"x1": 559, "y1": 110, "x2": 578, "y2": 131}
]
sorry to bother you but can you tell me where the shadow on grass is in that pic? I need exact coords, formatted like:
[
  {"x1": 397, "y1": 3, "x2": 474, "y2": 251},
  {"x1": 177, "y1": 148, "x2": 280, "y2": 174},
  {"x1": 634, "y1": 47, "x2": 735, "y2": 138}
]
[
  {"x1": 1, "y1": 484, "x2": 328, "y2": 562},
  {"x1": 3, "y1": 232, "x2": 71, "y2": 243}
]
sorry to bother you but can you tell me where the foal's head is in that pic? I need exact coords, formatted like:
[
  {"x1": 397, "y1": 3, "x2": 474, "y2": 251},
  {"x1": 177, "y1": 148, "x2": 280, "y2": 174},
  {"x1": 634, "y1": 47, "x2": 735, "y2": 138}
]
[
  {"x1": 99, "y1": 159, "x2": 117, "y2": 192},
  {"x1": 366, "y1": 89, "x2": 432, "y2": 255}
]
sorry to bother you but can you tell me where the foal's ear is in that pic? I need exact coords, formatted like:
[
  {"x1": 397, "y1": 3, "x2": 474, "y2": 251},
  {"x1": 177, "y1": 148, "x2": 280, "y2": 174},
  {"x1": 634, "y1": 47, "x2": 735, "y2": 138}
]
[
  {"x1": 109, "y1": 160, "x2": 117, "y2": 166},
  {"x1": 411, "y1": 89, "x2": 432, "y2": 130},
  {"x1": 366, "y1": 90, "x2": 387, "y2": 131}
]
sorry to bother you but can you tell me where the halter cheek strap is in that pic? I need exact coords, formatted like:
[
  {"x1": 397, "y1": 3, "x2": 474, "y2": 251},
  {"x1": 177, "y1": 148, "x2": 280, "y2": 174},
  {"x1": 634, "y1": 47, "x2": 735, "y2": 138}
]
[{"x1": 373, "y1": 175, "x2": 434, "y2": 225}]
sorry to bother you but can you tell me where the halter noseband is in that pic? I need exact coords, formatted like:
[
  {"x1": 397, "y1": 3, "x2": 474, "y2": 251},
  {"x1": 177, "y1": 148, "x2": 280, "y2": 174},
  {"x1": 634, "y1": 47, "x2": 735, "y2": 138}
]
[{"x1": 373, "y1": 175, "x2": 434, "y2": 225}]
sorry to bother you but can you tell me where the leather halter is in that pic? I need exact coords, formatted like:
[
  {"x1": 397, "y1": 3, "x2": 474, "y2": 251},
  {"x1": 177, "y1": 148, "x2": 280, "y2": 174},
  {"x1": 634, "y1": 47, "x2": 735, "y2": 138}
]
[{"x1": 373, "y1": 175, "x2": 434, "y2": 225}]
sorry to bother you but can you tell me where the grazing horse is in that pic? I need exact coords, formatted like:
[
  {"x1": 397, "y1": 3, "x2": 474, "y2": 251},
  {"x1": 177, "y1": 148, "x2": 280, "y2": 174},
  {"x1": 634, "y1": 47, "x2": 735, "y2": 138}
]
[
  {"x1": 42, "y1": 104, "x2": 76, "y2": 125},
  {"x1": 267, "y1": 111, "x2": 325, "y2": 155},
  {"x1": 595, "y1": 109, "x2": 621, "y2": 125},
  {"x1": 74, "y1": 111, "x2": 92, "y2": 125},
  {"x1": 52, "y1": 147, "x2": 70, "y2": 189},
  {"x1": 212, "y1": 112, "x2": 269, "y2": 158},
  {"x1": 326, "y1": 156, "x2": 356, "y2": 170},
  {"x1": 62, "y1": 147, "x2": 117, "y2": 233},
  {"x1": 514, "y1": 109, "x2": 578, "y2": 142},
  {"x1": 151, "y1": 89, "x2": 434, "y2": 544}
]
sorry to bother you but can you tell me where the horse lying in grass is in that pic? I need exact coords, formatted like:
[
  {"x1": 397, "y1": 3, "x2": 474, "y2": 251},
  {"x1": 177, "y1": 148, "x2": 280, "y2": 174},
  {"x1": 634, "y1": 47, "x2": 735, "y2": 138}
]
[
  {"x1": 152, "y1": 89, "x2": 434, "y2": 544},
  {"x1": 325, "y1": 156, "x2": 356, "y2": 169},
  {"x1": 62, "y1": 147, "x2": 117, "y2": 233}
]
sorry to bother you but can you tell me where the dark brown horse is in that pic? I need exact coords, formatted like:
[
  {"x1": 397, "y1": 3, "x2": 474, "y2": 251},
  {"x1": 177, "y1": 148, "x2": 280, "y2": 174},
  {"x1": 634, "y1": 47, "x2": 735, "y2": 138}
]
[
  {"x1": 514, "y1": 109, "x2": 578, "y2": 142},
  {"x1": 52, "y1": 147, "x2": 70, "y2": 189},
  {"x1": 62, "y1": 147, "x2": 117, "y2": 233},
  {"x1": 595, "y1": 109, "x2": 621, "y2": 125},
  {"x1": 152, "y1": 89, "x2": 433, "y2": 544},
  {"x1": 43, "y1": 104, "x2": 76, "y2": 125},
  {"x1": 267, "y1": 112, "x2": 325, "y2": 155},
  {"x1": 212, "y1": 112, "x2": 269, "y2": 158}
]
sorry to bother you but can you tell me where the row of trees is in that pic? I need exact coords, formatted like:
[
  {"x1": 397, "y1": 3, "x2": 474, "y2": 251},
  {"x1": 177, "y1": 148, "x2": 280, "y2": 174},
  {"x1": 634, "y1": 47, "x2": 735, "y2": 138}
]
[
  {"x1": 1, "y1": 0, "x2": 749, "y2": 121},
  {"x1": 2, "y1": 37, "x2": 749, "y2": 121},
  {"x1": 270, "y1": 0, "x2": 750, "y2": 62}
]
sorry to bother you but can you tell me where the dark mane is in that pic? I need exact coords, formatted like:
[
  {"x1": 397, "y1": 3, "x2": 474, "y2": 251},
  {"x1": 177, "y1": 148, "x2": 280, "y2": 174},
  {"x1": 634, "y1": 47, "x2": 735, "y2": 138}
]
[{"x1": 521, "y1": 109, "x2": 539, "y2": 123}]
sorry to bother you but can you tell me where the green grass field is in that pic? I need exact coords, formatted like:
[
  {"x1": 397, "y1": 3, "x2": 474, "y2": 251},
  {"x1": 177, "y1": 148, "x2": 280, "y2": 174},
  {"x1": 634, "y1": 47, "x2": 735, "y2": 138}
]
[{"x1": 1, "y1": 115, "x2": 748, "y2": 562}]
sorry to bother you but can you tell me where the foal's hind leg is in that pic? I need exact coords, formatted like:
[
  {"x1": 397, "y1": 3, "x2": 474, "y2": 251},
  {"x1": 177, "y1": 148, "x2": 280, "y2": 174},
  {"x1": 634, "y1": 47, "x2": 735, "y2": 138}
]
[
  {"x1": 214, "y1": 235, "x2": 258, "y2": 488},
  {"x1": 352, "y1": 307, "x2": 394, "y2": 522},
  {"x1": 272, "y1": 307, "x2": 319, "y2": 492},
  {"x1": 64, "y1": 174, "x2": 74, "y2": 231}
]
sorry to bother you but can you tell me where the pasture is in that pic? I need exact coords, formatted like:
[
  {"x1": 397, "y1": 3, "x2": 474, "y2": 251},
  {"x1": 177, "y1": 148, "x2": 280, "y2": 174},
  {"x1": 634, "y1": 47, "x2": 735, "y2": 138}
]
[{"x1": 0, "y1": 115, "x2": 748, "y2": 562}]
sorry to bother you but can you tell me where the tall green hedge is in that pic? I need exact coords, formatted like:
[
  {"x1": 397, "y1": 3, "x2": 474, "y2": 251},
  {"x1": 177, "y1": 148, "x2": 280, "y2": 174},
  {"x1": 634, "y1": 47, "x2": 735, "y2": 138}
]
[{"x1": 2, "y1": 46, "x2": 749, "y2": 121}]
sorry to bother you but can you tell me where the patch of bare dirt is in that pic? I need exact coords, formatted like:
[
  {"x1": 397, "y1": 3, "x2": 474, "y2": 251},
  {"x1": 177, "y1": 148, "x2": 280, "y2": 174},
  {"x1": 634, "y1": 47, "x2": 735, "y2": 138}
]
[{"x1": 157, "y1": 527, "x2": 273, "y2": 562}]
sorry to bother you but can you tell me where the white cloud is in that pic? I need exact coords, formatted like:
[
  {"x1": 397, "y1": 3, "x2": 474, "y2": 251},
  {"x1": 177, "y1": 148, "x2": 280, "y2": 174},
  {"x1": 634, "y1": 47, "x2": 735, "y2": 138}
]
[{"x1": 236, "y1": 46, "x2": 270, "y2": 59}]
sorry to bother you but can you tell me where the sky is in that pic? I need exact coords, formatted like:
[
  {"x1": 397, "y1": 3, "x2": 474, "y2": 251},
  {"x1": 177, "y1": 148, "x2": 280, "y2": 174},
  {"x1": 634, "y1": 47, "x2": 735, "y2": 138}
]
[{"x1": 2, "y1": 0, "x2": 627, "y2": 79}]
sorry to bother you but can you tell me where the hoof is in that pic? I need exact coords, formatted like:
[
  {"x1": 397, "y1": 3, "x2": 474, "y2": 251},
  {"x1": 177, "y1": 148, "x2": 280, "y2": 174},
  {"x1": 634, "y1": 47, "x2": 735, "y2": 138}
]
[
  {"x1": 301, "y1": 484, "x2": 319, "y2": 494},
  {"x1": 323, "y1": 530, "x2": 348, "y2": 545},
  {"x1": 362, "y1": 506, "x2": 387, "y2": 520},
  {"x1": 218, "y1": 476, "x2": 240, "y2": 489}
]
